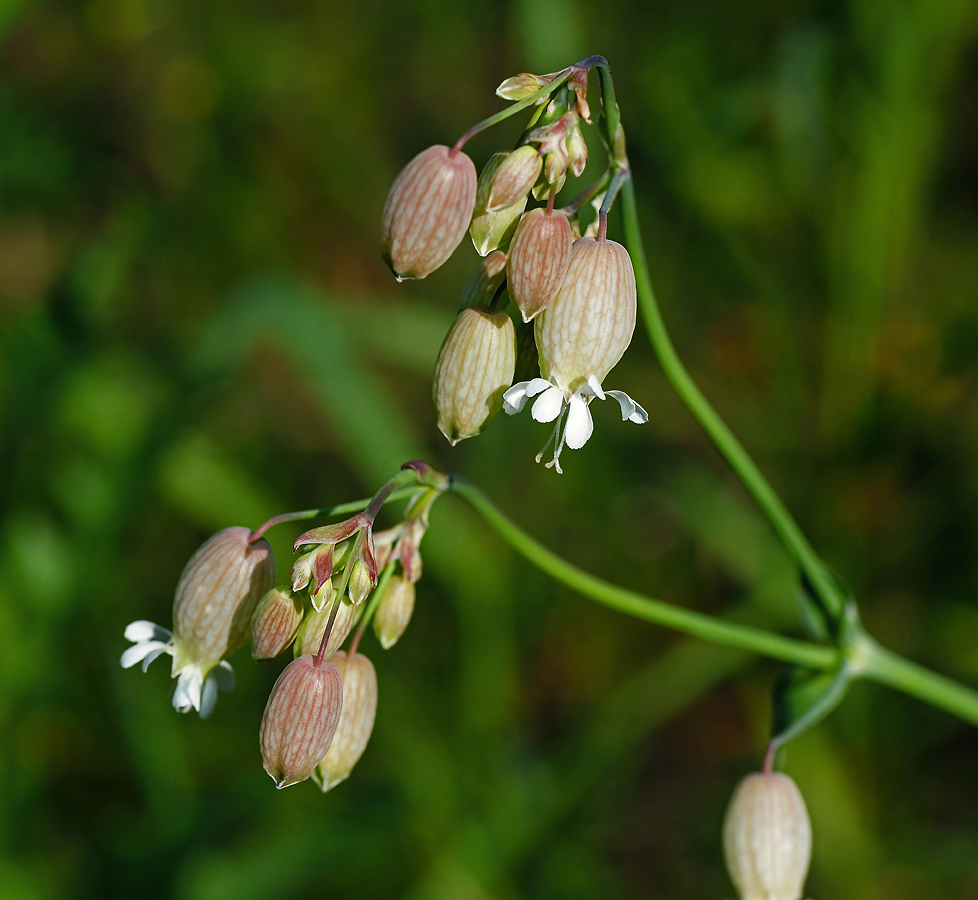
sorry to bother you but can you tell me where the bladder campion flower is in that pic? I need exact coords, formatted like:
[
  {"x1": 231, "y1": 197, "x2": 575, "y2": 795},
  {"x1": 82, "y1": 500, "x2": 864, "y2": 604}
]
[
  {"x1": 260, "y1": 655, "x2": 343, "y2": 788},
  {"x1": 314, "y1": 651, "x2": 378, "y2": 791},
  {"x1": 381, "y1": 145, "x2": 477, "y2": 280},
  {"x1": 121, "y1": 527, "x2": 275, "y2": 717},
  {"x1": 503, "y1": 235, "x2": 647, "y2": 472}
]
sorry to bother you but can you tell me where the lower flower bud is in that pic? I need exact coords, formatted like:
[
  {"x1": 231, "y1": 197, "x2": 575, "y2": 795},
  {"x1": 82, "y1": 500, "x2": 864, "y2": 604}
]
[
  {"x1": 723, "y1": 771, "x2": 812, "y2": 900},
  {"x1": 372, "y1": 575, "x2": 416, "y2": 649},
  {"x1": 432, "y1": 306, "x2": 516, "y2": 445},
  {"x1": 260, "y1": 655, "x2": 343, "y2": 788},
  {"x1": 314, "y1": 651, "x2": 377, "y2": 791},
  {"x1": 507, "y1": 208, "x2": 573, "y2": 322}
]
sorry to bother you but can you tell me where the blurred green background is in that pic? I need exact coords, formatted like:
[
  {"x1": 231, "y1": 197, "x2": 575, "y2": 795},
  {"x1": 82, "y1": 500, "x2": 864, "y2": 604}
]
[{"x1": 2, "y1": 0, "x2": 978, "y2": 897}]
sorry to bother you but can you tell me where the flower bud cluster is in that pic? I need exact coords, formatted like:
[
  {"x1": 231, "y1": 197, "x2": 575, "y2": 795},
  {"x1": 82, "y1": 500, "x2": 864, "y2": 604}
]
[{"x1": 381, "y1": 64, "x2": 647, "y2": 471}]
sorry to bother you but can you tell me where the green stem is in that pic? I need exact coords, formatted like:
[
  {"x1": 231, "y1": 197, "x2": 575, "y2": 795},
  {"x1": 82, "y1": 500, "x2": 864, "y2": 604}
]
[
  {"x1": 449, "y1": 477, "x2": 838, "y2": 670},
  {"x1": 618, "y1": 178, "x2": 846, "y2": 620},
  {"x1": 855, "y1": 636, "x2": 978, "y2": 726},
  {"x1": 453, "y1": 69, "x2": 574, "y2": 155}
]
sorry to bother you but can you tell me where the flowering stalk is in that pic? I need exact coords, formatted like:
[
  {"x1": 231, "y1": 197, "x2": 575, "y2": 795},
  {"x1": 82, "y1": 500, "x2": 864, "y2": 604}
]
[{"x1": 446, "y1": 476, "x2": 978, "y2": 726}]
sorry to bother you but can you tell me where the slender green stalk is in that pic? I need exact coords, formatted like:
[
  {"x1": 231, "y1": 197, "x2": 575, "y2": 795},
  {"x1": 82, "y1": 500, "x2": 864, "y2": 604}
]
[
  {"x1": 248, "y1": 486, "x2": 420, "y2": 544},
  {"x1": 618, "y1": 178, "x2": 846, "y2": 620},
  {"x1": 449, "y1": 477, "x2": 838, "y2": 670},
  {"x1": 855, "y1": 636, "x2": 978, "y2": 726}
]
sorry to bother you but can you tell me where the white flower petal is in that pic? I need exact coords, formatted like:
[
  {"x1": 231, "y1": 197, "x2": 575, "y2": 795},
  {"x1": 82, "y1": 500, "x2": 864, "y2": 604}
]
[
  {"x1": 199, "y1": 675, "x2": 219, "y2": 719},
  {"x1": 531, "y1": 386, "x2": 565, "y2": 423},
  {"x1": 173, "y1": 669, "x2": 202, "y2": 713},
  {"x1": 606, "y1": 390, "x2": 649, "y2": 424},
  {"x1": 124, "y1": 620, "x2": 172, "y2": 643},
  {"x1": 585, "y1": 374, "x2": 606, "y2": 400},
  {"x1": 140, "y1": 644, "x2": 171, "y2": 672},
  {"x1": 564, "y1": 393, "x2": 594, "y2": 449},
  {"x1": 212, "y1": 660, "x2": 236, "y2": 693},
  {"x1": 120, "y1": 640, "x2": 169, "y2": 670},
  {"x1": 503, "y1": 378, "x2": 554, "y2": 414}
]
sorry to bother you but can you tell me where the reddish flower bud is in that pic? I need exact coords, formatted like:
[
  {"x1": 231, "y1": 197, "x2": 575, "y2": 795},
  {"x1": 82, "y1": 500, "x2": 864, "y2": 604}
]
[
  {"x1": 381, "y1": 145, "x2": 476, "y2": 281},
  {"x1": 470, "y1": 152, "x2": 526, "y2": 256},
  {"x1": 314, "y1": 651, "x2": 377, "y2": 791},
  {"x1": 487, "y1": 145, "x2": 542, "y2": 212},
  {"x1": 251, "y1": 588, "x2": 304, "y2": 660},
  {"x1": 432, "y1": 306, "x2": 516, "y2": 445},
  {"x1": 723, "y1": 772, "x2": 812, "y2": 900},
  {"x1": 172, "y1": 527, "x2": 276, "y2": 672},
  {"x1": 259, "y1": 655, "x2": 343, "y2": 788},
  {"x1": 372, "y1": 575, "x2": 416, "y2": 649},
  {"x1": 507, "y1": 208, "x2": 573, "y2": 323}
]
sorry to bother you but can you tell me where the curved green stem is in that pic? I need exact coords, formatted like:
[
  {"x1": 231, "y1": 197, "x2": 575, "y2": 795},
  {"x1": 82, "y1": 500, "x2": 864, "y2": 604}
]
[
  {"x1": 449, "y1": 477, "x2": 838, "y2": 670},
  {"x1": 618, "y1": 178, "x2": 846, "y2": 620}
]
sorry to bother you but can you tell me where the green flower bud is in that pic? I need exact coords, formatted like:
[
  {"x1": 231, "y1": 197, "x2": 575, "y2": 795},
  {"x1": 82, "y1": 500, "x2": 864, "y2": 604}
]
[
  {"x1": 314, "y1": 651, "x2": 377, "y2": 791},
  {"x1": 293, "y1": 599, "x2": 357, "y2": 659},
  {"x1": 381, "y1": 145, "x2": 476, "y2": 280},
  {"x1": 251, "y1": 587, "x2": 304, "y2": 660},
  {"x1": 432, "y1": 306, "x2": 516, "y2": 445},
  {"x1": 507, "y1": 208, "x2": 573, "y2": 322},
  {"x1": 723, "y1": 772, "x2": 812, "y2": 900},
  {"x1": 496, "y1": 72, "x2": 548, "y2": 101},
  {"x1": 470, "y1": 152, "x2": 526, "y2": 256},
  {"x1": 372, "y1": 575, "x2": 416, "y2": 649},
  {"x1": 259, "y1": 655, "x2": 343, "y2": 789}
]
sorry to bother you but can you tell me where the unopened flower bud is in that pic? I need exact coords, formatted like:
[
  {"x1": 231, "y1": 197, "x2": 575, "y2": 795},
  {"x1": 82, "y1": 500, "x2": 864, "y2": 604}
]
[
  {"x1": 567, "y1": 125, "x2": 588, "y2": 177},
  {"x1": 294, "y1": 599, "x2": 357, "y2": 659},
  {"x1": 314, "y1": 651, "x2": 377, "y2": 791},
  {"x1": 458, "y1": 250, "x2": 508, "y2": 312},
  {"x1": 348, "y1": 557, "x2": 374, "y2": 606},
  {"x1": 507, "y1": 208, "x2": 573, "y2": 322},
  {"x1": 531, "y1": 165, "x2": 565, "y2": 201},
  {"x1": 381, "y1": 145, "x2": 476, "y2": 281},
  {"x1": 372, "y1": 575, "x2": 416, "y2": 649},
  {"x1": 311, "y1": 576, "x2": 335, "y2": 612},
  {"x1": 470, "y1": 152, "x2": 526, "y2": 256},
  {"x1": 260, "y1": 655, "x2": 343, "y2": 788},
  {"x1": 251, "y1": 588, "x2": 304, "y2": 660},
  {"x1": 496, "y1": 72, "x2": 549, "y2": 101},
  {"x1": 432, "y1": 306, "x2": 516, "y2": 445},
  {"x1": 173, "y1": 527, "x2": 276, "y2": 672},
  {"x1": 487, "y1": 145, "x2": 543, "y2": 212},
  {"x1": 723, "y1": 772, "x2": 812, "y2": 900},
  {"x1": 535, "y1": 236, "x2": 637, "y2": 396}
]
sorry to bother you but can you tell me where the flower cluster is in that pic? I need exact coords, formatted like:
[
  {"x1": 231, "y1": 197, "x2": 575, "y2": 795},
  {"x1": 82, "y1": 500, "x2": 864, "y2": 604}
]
[
  {"x1": 121, "y1": 467, "x2": 446, "y2": 791},
  {"x1": 381, "y1": 63, "x2": 647, "y2": 472}
]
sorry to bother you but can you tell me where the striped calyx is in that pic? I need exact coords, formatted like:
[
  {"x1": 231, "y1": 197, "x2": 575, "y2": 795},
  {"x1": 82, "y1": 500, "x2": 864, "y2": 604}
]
[
  {"x1": 172, "y1": 527, "x2": 276, "y2": 674},
  {"x1": 723, "y1": 772, "x2": 812, "y2": 900},
  {"x1": 259, "y1": 655, "x2": 343, "y2": 789},
  {"x1": 381, "y1": 144, "x2": 476, "y2": 281},
  {"x1": 433, "y1": 306, "x2": 516, "y2": 445},
  {"x1": 487, "y1": 145, "x2": 542, "y2": 212},
  {"x1": 535, "y1": 236, "x2": 636, "y2": 397},
  {"x1": 251, "y1": 587, "x2": 304, "y2": 660},
  {"x1": 372, "y1": 575, "x2": 416, "y2": 649},
  {"x1": 314, "y1": 651, "x2": 378, "y2": 791},
  {"x1": 292, "y1": 599, "x2": 358, "y2": 660},
  {"x1": 507, "y1": 208, "x2": 573, "y2": 322}
]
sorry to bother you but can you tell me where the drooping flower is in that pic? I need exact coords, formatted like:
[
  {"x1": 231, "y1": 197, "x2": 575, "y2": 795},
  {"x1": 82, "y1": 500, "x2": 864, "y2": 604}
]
[
  {"x1": 502, "y1": 235, "x2": 647, "y2": 472},
  {"x1": 121, "y1": 527, "x2": 275, "y2": 717},
  {"x1": 503, "y1": 374, "x2": 647, "y2": 473}
]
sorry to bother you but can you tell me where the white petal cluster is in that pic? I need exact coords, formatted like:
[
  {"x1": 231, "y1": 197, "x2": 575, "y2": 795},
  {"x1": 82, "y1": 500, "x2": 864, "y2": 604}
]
[
  {"x1": 503, "y1": 374, "x2": 647, "y2": 473},
  {"x1": 121, "y1": 619, "x2": 236, "y2": 719}
]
